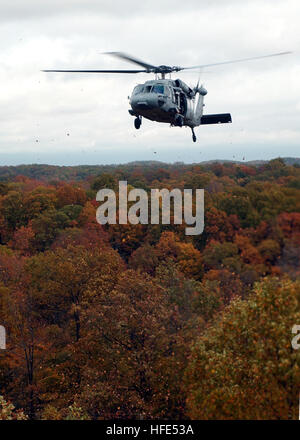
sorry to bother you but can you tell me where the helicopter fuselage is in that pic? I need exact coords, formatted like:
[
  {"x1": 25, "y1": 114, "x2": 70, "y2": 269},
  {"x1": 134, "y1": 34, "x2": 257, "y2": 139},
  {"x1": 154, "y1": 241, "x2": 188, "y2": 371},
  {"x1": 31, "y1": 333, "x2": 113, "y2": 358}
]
[{"x1": 129, "y1": 78, "x2": 206, "y2": 128}]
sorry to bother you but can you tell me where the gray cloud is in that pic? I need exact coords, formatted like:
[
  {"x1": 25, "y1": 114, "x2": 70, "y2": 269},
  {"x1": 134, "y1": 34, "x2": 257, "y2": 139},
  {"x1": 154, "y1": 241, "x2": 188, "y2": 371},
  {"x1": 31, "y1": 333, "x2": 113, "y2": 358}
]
[
  {"x1": 0, "y1": 0, "x2": 270, "y2": 21},
  {"x1": 0, "y1": 0, "x2": 299, "y2": 165}
]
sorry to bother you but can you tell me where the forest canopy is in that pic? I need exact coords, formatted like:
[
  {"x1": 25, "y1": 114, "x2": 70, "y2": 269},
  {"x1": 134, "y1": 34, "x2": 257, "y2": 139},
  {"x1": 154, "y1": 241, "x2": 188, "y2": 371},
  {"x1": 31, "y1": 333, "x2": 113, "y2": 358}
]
[{"x1": 0, "y1": 157, "x2": 299, "y2": 419}]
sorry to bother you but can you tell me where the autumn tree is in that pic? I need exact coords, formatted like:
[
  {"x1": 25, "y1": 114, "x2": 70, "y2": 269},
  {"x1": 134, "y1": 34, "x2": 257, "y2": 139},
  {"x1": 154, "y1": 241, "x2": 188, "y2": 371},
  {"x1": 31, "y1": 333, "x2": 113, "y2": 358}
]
[
  {"x1": 55, "y1": 184, "x2": 86, "y2": 208},
  {"x1": 26, "y1": 245, "x2": 124, "y2": 343},
  {"x1": 0, "y1": 280, "x2": 51, "y2": 418},
  {"x1": 0, "y1": 395, "x2": 27, "y2": 420},
  {"x1": 91, "y1": 173, "x2": 117, "y2": 192},
  {"x1": 75, "y1": 270, "x2": 188, "y2": 419},
  {"x1": 185, "y1": 277, "x2": 300, "y2": 419},
  {"x1": 155, "y1": 231, "x2": 203, "y2": 280}
]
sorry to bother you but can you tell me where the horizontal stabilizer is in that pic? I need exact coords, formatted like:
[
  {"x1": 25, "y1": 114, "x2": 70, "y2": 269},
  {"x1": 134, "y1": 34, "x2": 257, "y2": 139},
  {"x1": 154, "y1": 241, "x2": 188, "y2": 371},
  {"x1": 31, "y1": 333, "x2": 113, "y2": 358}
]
[{"x1": 201, "y1": 113, "x2": 232, "y2": 125}]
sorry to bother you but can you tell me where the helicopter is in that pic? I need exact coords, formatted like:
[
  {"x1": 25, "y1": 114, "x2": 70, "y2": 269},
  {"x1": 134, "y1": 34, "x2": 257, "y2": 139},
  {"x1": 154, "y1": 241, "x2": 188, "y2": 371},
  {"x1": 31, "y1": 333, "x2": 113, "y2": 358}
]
[{"x1": 43, "y1": 51, "x2": 291, "y2": 142}]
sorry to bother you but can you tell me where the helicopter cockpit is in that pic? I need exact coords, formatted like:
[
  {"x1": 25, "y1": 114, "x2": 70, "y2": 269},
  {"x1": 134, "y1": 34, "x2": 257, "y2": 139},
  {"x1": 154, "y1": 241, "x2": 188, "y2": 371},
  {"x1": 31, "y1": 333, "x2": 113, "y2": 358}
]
[{"x1": 133, "y1": 84, "x2": 168, "y2": 95}]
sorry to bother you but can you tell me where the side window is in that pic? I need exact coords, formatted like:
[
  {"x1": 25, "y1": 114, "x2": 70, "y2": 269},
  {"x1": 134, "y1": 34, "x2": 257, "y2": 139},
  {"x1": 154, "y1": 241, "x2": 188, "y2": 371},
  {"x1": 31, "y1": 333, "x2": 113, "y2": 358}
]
[
  {"x1": 164, "y1": 86, "x2": 171, "y2": 97},
  {"x1": 170, "y1": 88, "x2": 176, "y2": 103},
  {"x1": 175, "y1": 92, "x2": 180, "y2": 106},
  {"x1": 144, "y1": 85, "x2": 152, "y2": 93}
]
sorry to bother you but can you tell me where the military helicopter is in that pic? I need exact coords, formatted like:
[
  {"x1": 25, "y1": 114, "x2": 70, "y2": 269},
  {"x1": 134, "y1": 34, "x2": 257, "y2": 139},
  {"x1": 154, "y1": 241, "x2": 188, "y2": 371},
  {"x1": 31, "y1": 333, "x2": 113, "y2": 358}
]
[{"x1": 43, "y1": 51, "x2": 291, "y2": 142}]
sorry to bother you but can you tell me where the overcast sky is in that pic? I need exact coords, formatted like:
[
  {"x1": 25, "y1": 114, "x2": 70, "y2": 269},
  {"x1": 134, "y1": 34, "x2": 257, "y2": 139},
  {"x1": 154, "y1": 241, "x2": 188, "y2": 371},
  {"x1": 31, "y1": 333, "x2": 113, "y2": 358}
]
[{"x1": 0, "y1": 0, "x2": 299, "y2": 165}]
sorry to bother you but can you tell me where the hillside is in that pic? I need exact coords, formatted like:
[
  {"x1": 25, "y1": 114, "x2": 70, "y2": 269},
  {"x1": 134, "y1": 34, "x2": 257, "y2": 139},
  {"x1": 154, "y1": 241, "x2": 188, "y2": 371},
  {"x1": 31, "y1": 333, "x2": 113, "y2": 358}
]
[{"x1": 0, "y1": 157, "x2": 299, "y2": 182}]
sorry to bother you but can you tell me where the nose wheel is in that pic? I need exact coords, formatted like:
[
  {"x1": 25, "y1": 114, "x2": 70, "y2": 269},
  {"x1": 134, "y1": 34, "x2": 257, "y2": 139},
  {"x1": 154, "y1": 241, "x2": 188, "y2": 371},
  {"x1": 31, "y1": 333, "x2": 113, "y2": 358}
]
[
  {"x1": 191, "y1": 128, "x2": 197, "y2": 142},
  {"x1": 134, "y1": 116, "x2": 142, "y2": 129}
]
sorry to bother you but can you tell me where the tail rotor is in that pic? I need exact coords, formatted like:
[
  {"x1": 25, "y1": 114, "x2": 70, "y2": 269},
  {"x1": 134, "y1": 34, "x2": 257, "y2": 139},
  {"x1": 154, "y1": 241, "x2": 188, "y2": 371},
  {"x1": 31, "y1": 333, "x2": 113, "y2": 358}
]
[{"x1": 193, "y1": 69, "x2": 208, "y2": 96}]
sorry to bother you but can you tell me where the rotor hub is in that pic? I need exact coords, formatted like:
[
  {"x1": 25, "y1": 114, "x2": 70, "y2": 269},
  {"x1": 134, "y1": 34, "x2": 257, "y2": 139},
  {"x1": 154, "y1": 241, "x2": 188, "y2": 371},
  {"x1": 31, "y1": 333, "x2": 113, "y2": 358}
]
[{"x1": 154, "y1": 65, "x2": 181, "y2": 74}]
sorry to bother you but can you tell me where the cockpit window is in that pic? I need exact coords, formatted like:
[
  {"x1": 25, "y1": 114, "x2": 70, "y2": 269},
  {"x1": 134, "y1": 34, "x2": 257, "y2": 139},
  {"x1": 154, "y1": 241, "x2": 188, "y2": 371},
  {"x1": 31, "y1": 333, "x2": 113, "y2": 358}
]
[
  {"x1": 133, "y1": 84, "x2": 165, "y2": 94},
  {"x1": 143, "y1": 85, "x2": 152, "y2": 93},
  {"x1": 133, "y1": 85, "x2": 144, "y2": 95},
  {"x1": 152, "y1": 85, "x2": 164, "y2": 94}
]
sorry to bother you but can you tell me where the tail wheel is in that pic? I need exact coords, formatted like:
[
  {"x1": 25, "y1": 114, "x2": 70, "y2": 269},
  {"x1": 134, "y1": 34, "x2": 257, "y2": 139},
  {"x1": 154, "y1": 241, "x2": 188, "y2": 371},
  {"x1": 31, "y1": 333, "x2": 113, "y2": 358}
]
[
  {"x1": 191, "y1": 128, "x2": 197, "y2": 142},
  {"x1": 134, "y1": 117, "x2": 141, "y2": 129}
]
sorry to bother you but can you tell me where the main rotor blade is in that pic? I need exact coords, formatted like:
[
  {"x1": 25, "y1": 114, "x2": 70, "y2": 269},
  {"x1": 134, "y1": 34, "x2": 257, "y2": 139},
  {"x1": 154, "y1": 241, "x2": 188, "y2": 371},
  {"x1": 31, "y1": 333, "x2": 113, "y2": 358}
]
[
  {"x1": 42, "y1": 69, "x2": 147, "y2": 73},
  {"x1": 105, "y1": 51, "x2": 157, "y2": 71},
  {"x1": 181, "y1": 51, "x2": 292, "y2": 71}
]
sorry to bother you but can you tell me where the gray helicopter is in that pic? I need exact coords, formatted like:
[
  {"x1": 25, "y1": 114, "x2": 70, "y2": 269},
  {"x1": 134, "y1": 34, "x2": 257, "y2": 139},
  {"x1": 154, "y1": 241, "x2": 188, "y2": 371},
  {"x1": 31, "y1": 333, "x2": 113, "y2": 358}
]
[{"x1": 43, "y1": 51, "x2": 291, "y2": 142}]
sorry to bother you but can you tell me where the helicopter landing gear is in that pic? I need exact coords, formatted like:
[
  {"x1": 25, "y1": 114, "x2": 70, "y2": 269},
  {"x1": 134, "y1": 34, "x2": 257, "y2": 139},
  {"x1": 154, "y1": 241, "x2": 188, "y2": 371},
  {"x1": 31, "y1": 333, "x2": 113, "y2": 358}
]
[
  {"x1": 134, "y1": 116, "x2": 142, "y2": 129},
  {"x1": 174, "y1": 114, "x2": 184, "y2": 127},
  {"x1": 191, "y1": 127, "x2": 197, "y2": 142}
]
